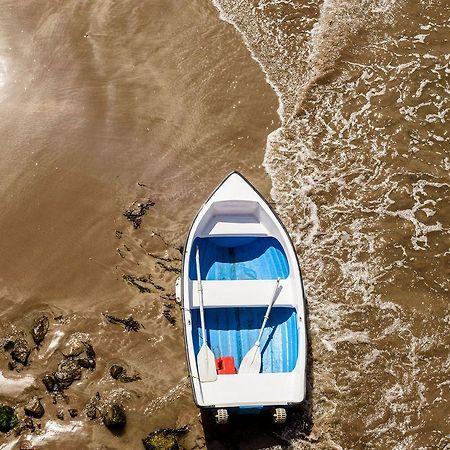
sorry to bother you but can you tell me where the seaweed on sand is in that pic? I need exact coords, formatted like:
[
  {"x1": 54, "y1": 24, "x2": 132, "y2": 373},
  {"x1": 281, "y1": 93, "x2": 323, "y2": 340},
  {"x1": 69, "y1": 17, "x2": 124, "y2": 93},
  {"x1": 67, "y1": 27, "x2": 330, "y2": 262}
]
[
  {"x1": 123, "y1": 200, "x2": 155, "y2": 229},
  {"x1": 103, "y1": 314, "x2": 143, "y2": 332}
]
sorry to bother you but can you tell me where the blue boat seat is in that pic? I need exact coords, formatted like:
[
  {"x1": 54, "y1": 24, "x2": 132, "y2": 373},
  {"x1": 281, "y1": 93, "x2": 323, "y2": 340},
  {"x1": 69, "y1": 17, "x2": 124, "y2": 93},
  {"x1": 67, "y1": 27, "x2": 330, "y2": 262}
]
[
  {"x1": 191, "y1": 306, "x2": 299, "y2": 373},
  {"x1": 189, "y1": 236, "x2": 289, "y2": 280}
]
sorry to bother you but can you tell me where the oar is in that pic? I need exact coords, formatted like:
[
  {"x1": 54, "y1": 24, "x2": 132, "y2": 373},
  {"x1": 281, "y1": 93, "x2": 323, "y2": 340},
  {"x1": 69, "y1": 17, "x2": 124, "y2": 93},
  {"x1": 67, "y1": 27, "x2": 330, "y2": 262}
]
[
  {"x1": 239, "y1": 278, "x2": 280, "y2": 374},
  {"x1": 195, "y1": 246, "x2": 217, "y2": 382}
]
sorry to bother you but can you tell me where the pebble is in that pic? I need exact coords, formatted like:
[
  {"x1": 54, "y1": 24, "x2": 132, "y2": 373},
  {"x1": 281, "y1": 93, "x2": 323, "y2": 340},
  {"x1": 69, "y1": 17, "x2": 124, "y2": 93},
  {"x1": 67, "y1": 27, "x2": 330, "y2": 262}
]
[
  {"x1": 103, "y1": 404, "x2": 126, "y2": 429},
  {"x1": 10, "y1": 339, "x2": 31, "y2": 366},
  {"x1": 31, "y1": 316, "x2": 49, "y2": 345}
]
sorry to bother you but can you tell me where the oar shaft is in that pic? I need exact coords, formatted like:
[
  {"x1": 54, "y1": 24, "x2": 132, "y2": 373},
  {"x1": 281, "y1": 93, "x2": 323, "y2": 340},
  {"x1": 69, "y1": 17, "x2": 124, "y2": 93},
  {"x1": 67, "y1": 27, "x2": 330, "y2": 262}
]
[
  {"x1": 195, "y1": 246, "x2": 207, "y2": 345},
  {"x1": 238, "y1": 278, "x2": 281, "y2": 374},
  {"x1": 256, "y1": 278, "x2": 280, "y2": 344}
]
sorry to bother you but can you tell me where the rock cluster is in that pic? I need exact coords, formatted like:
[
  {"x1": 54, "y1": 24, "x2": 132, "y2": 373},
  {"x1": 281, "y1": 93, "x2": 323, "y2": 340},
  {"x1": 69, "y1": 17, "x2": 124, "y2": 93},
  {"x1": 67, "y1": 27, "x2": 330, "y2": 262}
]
[
  {"x1": 2, "y1": 315, "x2": 50, "y2": 369},
  {"x1": 42, "y1": 340, "x2": 95, "y2": 393},
  {"x1": 0, "y1": 220, "x2": 191, "y2": 445}
]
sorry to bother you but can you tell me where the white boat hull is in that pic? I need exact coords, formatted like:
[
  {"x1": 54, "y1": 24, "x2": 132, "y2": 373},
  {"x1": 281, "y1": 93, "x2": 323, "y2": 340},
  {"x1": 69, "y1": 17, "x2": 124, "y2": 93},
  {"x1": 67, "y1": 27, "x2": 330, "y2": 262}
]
[{"x1": 180, "y1": 172, "x2": 307, "y2": 412}]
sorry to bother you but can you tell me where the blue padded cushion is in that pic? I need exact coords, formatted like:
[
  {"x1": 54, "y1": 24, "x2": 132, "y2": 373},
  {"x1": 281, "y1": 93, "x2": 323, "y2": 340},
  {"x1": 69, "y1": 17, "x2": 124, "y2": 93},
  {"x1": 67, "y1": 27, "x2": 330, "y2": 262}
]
[
  {"x1": 191, "y1": 306, "x2": 298, "y2": 373},
  {"x1": 189, "y1": 237, "x2": 289, "y2": 280}
]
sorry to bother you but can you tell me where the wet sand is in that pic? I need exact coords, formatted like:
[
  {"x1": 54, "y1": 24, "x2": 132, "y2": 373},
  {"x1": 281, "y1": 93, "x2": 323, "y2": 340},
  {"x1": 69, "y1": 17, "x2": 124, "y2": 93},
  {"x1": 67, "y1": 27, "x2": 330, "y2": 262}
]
[{"x1": 0, "y1": 1, "x2": 280, "y2": 449}]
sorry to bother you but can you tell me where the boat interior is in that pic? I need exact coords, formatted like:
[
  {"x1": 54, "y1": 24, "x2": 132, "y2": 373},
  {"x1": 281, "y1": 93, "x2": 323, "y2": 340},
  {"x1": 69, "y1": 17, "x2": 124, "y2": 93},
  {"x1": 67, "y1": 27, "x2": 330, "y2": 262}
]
[{"x1": 189, "y1": 235, "x2": 299, "y2": 374}]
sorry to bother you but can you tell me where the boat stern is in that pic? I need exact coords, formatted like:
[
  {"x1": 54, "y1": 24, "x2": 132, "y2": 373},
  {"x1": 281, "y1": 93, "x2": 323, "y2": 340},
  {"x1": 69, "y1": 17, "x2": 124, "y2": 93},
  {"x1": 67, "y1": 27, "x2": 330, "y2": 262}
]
[{"x1": 192, "y1": 371, "x2": 306, "y2": 409}]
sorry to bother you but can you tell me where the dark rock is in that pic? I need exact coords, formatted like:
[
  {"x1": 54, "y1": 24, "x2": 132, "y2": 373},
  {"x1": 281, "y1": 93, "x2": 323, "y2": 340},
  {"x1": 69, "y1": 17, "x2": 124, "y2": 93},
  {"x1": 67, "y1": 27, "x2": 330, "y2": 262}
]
[
  {"x1": 0, "y1": 405, "x2": 18, "y2": 433},
  {"x1": 85, "y1": 402, "x2": 97, "y2": 420},
  {"x1": 63, "y1": 338, "x2": 85, "y2": 357},
  {"x1": 24, "y1": 397, "x2": 44, "y2": 418},
  {"x1": 77, "y1": 358, "x2": 96, "y2": 370},
  {"x1": 109, "y1": 365, "x2": 124, "y2": 379},
  {"x1": 31, "y1": 316, "x2": 49, "y2": 345},
  {"x1": 82, "y1": 341, "x2": 96, "y2": 360},
  {"x1": 22, "y1": 417, "x2": 34, "y2": 433},
  {"x1": 8, "y1": 361, "x2": 16, "y2": 371},
  {"x1": 3, "y1": 339, "x2": 15, "y2": 352},
  {"x1": 54, "y1": 358, "x2": 82, "y2": 389},
  {"x1": 23, "y1": 418, "x2": 35, "y2": 432},
  {"x1": 68, "y1": 409, "x2": 78, "y2": 418},
  {"x1": 10, "y1": 339, "x2": 31, "y2": 365},
  {"x1": 42, "y1": 374, "x2": 57, "y2": 392},
  {"x1": 102, "y1": 404, "x2": 126, "y2": 429},
  {"x1": 110, "y1": 365, "x2": 141, "y2": 383},
  {"x1": 142, "y1": 427, "x2": 188, "y2": 450},
  {"x1": 57, "y1": 409, "x2": 64, "y2": 420},
  {"x1": 103, "y1": 314, "x2": 142, "y2": 332},
  {"x1": 85, "y1": 392, "x2": 100, "y2": 420}
]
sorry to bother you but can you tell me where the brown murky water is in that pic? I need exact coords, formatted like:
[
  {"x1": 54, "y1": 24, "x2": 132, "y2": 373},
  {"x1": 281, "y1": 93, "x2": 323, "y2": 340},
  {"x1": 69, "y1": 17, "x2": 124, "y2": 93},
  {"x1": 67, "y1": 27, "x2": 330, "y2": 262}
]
[{"x1": 0, "y1": 0, "x2": 448, "y2": 449}]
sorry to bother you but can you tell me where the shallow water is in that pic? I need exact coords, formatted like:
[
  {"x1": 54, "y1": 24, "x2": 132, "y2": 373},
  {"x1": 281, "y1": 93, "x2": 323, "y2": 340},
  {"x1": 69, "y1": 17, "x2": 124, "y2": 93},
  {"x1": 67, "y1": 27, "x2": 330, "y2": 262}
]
[{"x1": 0, "y1": 0, "x2": 448, "y2": 449}]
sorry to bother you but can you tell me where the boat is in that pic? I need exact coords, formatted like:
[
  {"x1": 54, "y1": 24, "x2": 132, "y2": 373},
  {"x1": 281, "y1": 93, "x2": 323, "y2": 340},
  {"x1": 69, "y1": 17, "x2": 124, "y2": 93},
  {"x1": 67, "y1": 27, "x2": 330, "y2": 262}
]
[{"x1": 175, "y1": 171, "x2": 307, "y2": 424}]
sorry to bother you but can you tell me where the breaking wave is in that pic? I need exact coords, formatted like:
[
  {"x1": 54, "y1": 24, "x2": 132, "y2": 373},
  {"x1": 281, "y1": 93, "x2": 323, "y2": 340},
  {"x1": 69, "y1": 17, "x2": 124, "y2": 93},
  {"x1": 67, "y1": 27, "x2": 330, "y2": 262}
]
[{"x1": 212, "y1": 0, "x2": 449, "y2": 447}]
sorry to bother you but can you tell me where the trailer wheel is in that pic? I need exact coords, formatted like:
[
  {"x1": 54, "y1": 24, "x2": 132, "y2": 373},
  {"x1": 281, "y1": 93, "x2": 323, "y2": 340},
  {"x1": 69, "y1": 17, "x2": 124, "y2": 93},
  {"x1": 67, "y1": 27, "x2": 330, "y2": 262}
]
[
  {"x1": 273, "y1": 408, "x2": 287, "y2": 424},
  {"x1": 215, "y1": 408, "x2": 229, "y2": 425}
]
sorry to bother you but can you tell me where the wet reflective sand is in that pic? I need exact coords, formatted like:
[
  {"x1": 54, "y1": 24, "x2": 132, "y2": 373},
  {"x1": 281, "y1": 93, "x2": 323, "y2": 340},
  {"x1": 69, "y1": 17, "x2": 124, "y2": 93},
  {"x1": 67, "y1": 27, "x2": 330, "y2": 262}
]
[{"x1": 0, "y1": 1, "x2": 278, "y2": 448}]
